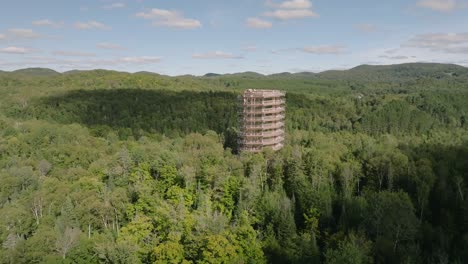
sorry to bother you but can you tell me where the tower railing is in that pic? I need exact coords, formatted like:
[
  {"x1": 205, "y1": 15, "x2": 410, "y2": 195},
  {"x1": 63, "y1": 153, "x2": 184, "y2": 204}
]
[
  {"x1": 239, "y1": 89, "x2": 286, "y2": 152},
  {"x1": 241, "y1": 107, "x2": 285, "y2": 115},
  {"x1": 242, "y1": 114, "x2": 285, "y2": 122}
]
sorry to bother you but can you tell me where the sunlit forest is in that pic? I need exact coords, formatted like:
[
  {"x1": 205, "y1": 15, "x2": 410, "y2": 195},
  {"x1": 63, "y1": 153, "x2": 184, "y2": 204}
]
[{"x1": 0, "y1": 63, "x2": 467, "y2": 263}]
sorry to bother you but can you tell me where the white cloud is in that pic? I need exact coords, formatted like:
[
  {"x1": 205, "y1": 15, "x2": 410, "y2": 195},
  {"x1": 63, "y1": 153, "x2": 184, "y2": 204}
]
[
  {"x1": 355, "y1": 23, "x2": 378, "y2": 33},
  {"x1": 407, "y1": 32, "x2": 468, "y2": 47},
  {"x1": 7, "y1": 28, "x2": 41, "y2": 39},
  {"x1": 379, "y1": 55, "x2": 411, "y2": 60},
  {"x1": 263, "y1": 9, "x2": 318, "y2": 20},
  {"x1": 246, "y1": 17, "x2": 272, "y2": 29},
  {"x1": 119, "y1": 56, "x2": 161, "y2": 63},
  {"x1": 0, "y1": 46, "x2": 34, "y2": 54},
  {"x1": 97, "y1": 42, "x2": 125, "y2": 50},
  {"x1": 32, "y1": 19, "x2": 64, "y2": 28},
  {"x1": 0, "y1": 55, "x2": 163, "y2": 69},
  {"x1": 136, "y1": 8, "x2": 202, "y2": 29},
  {"x1": 0, "y1": 29, "x2": 52, "y2": 42},
  {"x1": 442, "y1": 46, "x2": 468, "y2": 53},
  {"x1": 362, "y1": 43, "x2": 468, "y2": 67},
  {"x1": 52, "y1": 51, "x2": 96, "y2": 57},
  {"x1": 267, "y1": 0, "x2": 313, "y2": 9},
  {"x1": 406, "y1": 32, "x2": 468, "y2": 54},
  {"x1": 270, "y1": 47, "x2": 305, "y2": 54},
  {"x1": 262, "y1": 0, "x2": 318, "y2": 20},
  {"x1": 301, "y1": 45, "x2": 345, "y2": 54},
  {"x1": 74, "y1": 21, "x2": 111, "y2": 30},
  {"x1": 137, "y1": 9, "x2": 173, "y2": 19},
  {"x1": 242, "y1": 45, "x2": 258, "y2": 52},
  {"x1": 156, "y1": 19, "x2": 201, "y2": 29},
  {"x1": 73, "y1": 56, "x2": 162, "y2": 66},
  {"x1": 416, "y1": 0, "x2": 462, "y2": 12},
  {"x1": 384, "y1": 48, "x2": 400, "y2": 55},
  {"x1": 192, "y1": 51, "x2": 243, "y2": 59},
  {"x1": 103, "y1": 3, "x2": 126, "y2": 9}
]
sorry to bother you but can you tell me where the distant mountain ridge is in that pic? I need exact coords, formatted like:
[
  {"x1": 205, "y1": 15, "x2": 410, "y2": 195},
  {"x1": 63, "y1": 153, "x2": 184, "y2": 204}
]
[
  {"x1": 204, "y1": 73, "x2": 221, "y2": 77},
  {"x1": 11, "y1": 68, "x2": 60, "y2": 76},
  {"x1": 1, "y1": 63, "x2": 467, "y2": 80},
  {"x1": 317, "y1": 63, "x2": 468, "y2": 80}
]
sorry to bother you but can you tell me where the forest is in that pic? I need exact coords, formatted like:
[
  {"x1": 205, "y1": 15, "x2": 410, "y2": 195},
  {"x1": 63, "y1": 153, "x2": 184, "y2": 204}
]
[{"x1": 0, "y1": 63, "x2": 467, "y2": 263}]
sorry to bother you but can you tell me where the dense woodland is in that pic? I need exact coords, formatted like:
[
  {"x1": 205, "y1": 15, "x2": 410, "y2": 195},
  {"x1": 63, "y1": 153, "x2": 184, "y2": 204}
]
[{"x1": 0, "y1": 63, "x2": 467, "y2": 263}]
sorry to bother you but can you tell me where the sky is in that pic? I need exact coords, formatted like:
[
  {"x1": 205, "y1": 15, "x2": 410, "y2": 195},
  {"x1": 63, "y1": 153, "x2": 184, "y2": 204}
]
[{"x1": 0, "y1": 0, "x2": 468, "y2": 75}]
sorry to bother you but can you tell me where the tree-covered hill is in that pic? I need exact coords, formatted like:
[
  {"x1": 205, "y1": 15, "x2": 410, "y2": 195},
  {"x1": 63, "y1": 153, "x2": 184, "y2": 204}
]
[
  {"x1": 201, "y1": 62, "x2": 468, "y2": 83},
  {"x1": 0, "y1": 63, "x2": 467, "y2": 263},
  {"x1": 203, "y1": 73, "x2": 222, "y2": 77},
  {"x1": 6, "y1": 62, "x2": 467, "y2": 87},
  {"x1": 10, "y1": 68, "x2": 61, "y2": 77},
  {"x1": 2, "y1": 63, "x2": 467, "y2": 95},
  {"x1": 314, "y1": 63, "x2": 468, "y2": 84}
]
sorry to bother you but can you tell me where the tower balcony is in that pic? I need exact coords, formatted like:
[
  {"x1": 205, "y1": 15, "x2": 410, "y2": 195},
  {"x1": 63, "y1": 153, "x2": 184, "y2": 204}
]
[{"x1": 242, "y1": 114, "x2": 285, "y2": 122}]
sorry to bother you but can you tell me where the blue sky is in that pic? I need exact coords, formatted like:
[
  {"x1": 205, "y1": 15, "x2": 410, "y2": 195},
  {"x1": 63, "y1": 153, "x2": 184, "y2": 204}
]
[{"x1": 1, "y1": 0, "x2": 467, "y2": 75}]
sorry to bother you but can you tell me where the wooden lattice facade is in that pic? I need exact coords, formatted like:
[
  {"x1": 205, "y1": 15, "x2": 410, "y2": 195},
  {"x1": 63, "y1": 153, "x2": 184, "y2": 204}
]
[{"x1": 239, "y1": 89, "x2": 285, "y2": 152}]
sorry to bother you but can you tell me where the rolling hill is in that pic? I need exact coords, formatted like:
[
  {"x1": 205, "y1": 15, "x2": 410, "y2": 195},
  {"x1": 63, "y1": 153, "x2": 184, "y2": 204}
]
[
  {"x1": 11, "y1": 67, "x2": 61, "y2": 76},
  {"x1": 2, "y1": 62, "x2": 467, "y2": 80}
]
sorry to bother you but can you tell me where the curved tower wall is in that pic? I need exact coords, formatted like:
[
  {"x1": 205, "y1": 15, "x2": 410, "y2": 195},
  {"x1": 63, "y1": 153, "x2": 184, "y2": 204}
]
[{"x1": 239, "y1": 89, "x2": 285, "y2": 152}]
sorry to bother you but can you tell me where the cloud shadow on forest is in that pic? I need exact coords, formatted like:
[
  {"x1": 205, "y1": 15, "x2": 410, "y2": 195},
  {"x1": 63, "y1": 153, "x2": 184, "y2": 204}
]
[{"x1": 29, "y1": 89, "x2": 240, "y2": 142}]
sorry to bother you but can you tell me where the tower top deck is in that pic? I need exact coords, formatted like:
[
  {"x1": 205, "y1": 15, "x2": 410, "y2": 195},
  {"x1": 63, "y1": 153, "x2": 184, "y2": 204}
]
[{"x1": 243, "y1": 89, "x2": 285, "y2": 98}]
